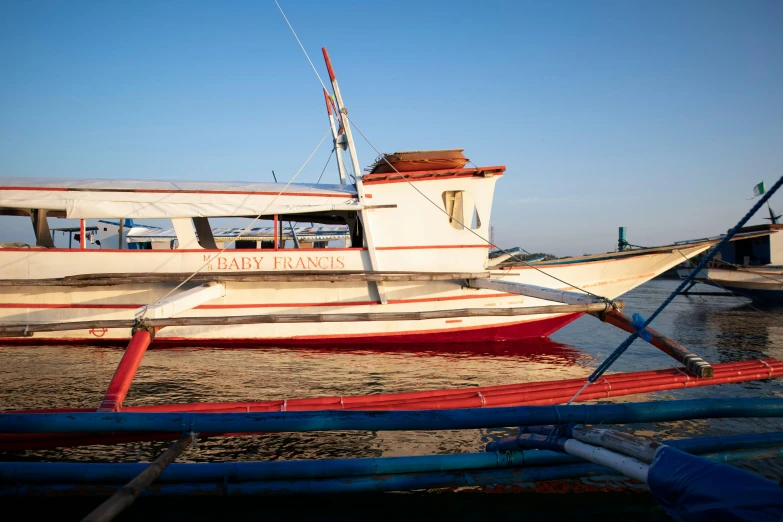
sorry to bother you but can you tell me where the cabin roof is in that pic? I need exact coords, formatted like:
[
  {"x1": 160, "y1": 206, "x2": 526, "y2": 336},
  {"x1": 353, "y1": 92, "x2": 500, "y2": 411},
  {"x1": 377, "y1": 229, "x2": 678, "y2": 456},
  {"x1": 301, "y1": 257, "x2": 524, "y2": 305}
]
[
  {"x1": 0, "y1": 177, "x2": 356, "y2": 197},
  {"x1": 737, "y1": 224, "x2": 783, "y2": 234},
  {"x1": 0, "y1": 177, "x2": 360, "y2": 219}
]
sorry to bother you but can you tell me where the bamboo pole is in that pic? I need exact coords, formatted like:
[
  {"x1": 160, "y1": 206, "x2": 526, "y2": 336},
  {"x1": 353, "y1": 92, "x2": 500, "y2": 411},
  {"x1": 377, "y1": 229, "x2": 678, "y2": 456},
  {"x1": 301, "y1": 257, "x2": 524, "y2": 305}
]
[
  {"x1": 80, "y1": 433, "x2": 195, "y2": 522},
  {"x1": 0, "y1": 271, "x2": 493, "y2": 287},
  {"x1": 98, "y1": 330, "x2": 153, "y2": 412},
  {"x1": 3, "y1": 398, "x2": 783, "y2": 435},
  {"x1": 571, "y1": 427, "x2": 663, "y2": 463},
  {"x1": 0, "y1": 301, "x2": 621, "y2": 335},
  {"x1": 4, "y1": 431, "x2": 782, "y2": 485},
  {"x1": 591, "y1": 309, "x2": 714, "y2": 378}
]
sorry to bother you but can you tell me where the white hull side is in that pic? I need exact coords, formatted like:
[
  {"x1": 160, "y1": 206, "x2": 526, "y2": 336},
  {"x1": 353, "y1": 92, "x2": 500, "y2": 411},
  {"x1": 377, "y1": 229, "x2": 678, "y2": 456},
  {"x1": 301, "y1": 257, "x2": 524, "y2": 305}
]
[{"x1": 0, "y1": 244, "x2": 709, "y2": 344}]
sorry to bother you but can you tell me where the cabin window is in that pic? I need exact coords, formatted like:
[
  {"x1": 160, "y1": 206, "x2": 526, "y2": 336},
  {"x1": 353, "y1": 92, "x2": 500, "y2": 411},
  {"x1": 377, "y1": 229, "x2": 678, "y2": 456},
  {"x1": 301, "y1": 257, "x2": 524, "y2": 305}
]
[{"x1": 442, "y1": 191, "x2": 481, "y2": 230}]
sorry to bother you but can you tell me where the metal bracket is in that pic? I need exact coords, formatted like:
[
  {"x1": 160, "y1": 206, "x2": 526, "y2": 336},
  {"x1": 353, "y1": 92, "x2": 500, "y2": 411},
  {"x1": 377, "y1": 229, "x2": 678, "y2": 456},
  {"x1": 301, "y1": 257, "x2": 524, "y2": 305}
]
[{"x1": 132, "y1": 319, "x2": 156, "y2": 340}]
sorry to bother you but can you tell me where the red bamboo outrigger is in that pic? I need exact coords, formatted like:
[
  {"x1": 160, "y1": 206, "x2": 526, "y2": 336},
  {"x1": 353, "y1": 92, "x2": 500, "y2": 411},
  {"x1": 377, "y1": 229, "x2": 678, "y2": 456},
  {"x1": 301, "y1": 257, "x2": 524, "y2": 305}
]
[{"x1": 3, "y1": 358, "x2": 780, "y2": 451}]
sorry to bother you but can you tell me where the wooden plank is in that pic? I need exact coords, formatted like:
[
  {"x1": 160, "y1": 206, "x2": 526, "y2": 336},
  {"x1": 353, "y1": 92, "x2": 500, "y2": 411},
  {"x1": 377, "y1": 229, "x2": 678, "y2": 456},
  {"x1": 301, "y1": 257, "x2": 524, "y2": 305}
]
[
  {"x1": 0, "y1": 271, "x2": 492, "y2": 287},
  {"x1": 571, "y1": 426, "x2": 663, "y2": 464},
  {"x1": 81, "y1": 433, "x2": 195, "y2": 522},
  {"x1": 0, "y1": 301, "x2": 622, "y2": 335}
]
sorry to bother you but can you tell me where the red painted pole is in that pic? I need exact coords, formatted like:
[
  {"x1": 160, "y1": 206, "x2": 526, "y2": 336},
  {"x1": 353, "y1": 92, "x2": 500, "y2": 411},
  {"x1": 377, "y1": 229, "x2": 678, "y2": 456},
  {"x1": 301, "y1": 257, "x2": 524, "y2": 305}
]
[
  {"x1": 3, "y1": 359, "x2": 780, "y2": 450},
  {"x1": 98, "y1": 330, "x2": 153, "y2": 412},
  {"x1": 273, "y1": 214, "x2": 279, "y2": 250},
  {"x1": 79, "y1": 219, "x2": 86, "y2": 249}
]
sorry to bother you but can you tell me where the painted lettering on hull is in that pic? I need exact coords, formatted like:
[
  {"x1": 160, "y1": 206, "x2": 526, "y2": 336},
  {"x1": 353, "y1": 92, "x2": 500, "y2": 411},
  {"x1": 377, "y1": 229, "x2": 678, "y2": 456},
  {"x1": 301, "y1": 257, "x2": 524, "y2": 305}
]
[{"x1": 202, "y1": 254, "x2": 345, "y2": 271}]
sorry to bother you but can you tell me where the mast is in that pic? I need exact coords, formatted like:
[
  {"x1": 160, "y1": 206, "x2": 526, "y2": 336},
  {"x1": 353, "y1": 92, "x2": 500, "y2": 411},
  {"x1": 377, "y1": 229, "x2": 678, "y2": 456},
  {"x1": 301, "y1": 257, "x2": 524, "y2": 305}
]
[
  {"x1": 321, "y1": 47, "x2": 387, "y2": 304},
  {"x1": 323, "y1": 88, "x2": 347, "y2": 184},
  {"x1": 321, "y1": 47, "x2": 362, "y2": 179}
]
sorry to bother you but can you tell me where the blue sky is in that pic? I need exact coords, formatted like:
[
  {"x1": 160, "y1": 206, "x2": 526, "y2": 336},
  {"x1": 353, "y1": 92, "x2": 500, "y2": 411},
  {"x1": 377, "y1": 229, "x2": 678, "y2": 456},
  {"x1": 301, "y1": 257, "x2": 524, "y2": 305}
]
[{"x1": 1, "y1": 1, "x2": 781, "y2": 255}]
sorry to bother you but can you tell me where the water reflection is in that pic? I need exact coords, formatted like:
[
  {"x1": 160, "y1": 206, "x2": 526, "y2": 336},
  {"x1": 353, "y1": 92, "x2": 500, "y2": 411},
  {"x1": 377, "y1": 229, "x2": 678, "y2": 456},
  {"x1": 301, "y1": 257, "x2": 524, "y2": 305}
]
[{"x1": 1, "y1": 280, "x2": 782, "y2": 483}]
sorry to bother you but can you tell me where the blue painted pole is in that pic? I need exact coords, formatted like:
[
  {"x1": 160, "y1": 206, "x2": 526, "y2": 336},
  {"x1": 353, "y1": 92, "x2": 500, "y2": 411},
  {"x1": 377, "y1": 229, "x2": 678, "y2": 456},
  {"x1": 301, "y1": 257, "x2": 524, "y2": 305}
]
[
  {"x1": 2, "y1": 399, "x2": 782, "y2": 435},
  {"x1": 618, "y1": 226, "x2": 627, "y2": 252},
  {"x1": 1, "y1": 432, "x2": 782, "y2": 485},
  {"x1": 488, "y1": 429, "x2": 783, "y2": 453},
  {"x1": 0, "y1": 448, "x2": 777, "y2": 497}
]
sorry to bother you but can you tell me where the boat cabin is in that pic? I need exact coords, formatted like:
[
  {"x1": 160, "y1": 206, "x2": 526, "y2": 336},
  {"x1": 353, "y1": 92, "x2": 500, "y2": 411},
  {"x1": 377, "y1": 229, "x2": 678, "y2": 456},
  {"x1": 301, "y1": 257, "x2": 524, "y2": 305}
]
[
  {"x1": 718, "y1": 224, "x2": 783, "y2": 266},
  {"x1": 0, "y1": 160, "x2": 504, "y2": 274}
]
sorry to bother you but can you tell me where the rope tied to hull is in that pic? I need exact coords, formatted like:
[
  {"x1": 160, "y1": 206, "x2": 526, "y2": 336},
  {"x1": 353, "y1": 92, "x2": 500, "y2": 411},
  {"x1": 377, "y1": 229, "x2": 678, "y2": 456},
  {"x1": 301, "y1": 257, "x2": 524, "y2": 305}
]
[{"x1": 630, "y1": 313, "x2": 653, "y2": 343}]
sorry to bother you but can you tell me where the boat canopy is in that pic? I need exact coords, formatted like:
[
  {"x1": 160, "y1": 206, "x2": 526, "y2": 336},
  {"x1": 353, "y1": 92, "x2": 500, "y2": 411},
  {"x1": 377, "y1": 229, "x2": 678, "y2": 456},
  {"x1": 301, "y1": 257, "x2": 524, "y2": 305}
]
[{"x1": 0, "y1": 177, "x2": 360, "y2": 219}]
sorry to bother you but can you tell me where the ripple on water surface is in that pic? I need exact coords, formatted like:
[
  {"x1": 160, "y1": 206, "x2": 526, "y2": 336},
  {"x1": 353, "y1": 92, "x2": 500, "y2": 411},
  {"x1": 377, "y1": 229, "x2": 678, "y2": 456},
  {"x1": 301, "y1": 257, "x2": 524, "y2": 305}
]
[{"x1": 1, "y1": 280, "x2": 782, "y2": 481}]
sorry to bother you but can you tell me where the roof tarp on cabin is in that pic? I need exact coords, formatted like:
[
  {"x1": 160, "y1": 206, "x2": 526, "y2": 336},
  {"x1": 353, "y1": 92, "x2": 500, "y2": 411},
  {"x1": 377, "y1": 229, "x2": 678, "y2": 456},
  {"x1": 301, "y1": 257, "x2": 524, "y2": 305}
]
[{"x1": 0, "y1": 177, "x2": 359, "y2": 219}]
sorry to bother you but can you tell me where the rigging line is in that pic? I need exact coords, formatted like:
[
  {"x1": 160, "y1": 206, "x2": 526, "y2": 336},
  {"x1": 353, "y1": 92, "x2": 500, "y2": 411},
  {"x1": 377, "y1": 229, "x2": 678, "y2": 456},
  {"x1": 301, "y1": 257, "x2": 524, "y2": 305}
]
[
  {"x1": 566, "y1": 173, "x2": 783, "y2": 405},
  {"x1": 316, "y1": 148, "x2": 335, "y2": 184},
  {"x1": 274, "y1": 0, "x2": 328, "y2": 92},
  {"x1": 136, "y1": 127, "x2": 332, "y2": 320},
  {"x1": 273, "y1": 0, "x2": 602, "y2": 300},
  {"x1": 344, "y1": 114, "x2": 609, "y2": 302},
  {"x1": 676, "y1": 250, "x2": 783, "y2": 324}
]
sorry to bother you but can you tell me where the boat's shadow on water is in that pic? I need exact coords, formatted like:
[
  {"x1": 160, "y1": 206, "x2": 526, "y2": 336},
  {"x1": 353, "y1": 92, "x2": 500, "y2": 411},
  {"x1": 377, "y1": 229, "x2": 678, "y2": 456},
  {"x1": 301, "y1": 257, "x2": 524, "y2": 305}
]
[{"x1": 183, "y1": 336, "x2": 586, "y2": 359}]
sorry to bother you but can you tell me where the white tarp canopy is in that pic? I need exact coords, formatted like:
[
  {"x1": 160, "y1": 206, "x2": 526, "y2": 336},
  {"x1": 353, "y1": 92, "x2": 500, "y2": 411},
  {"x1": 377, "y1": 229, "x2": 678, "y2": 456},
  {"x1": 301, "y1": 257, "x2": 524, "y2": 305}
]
[{"x1": 0, "y1": 177, "x2": 359, "y2": 219}]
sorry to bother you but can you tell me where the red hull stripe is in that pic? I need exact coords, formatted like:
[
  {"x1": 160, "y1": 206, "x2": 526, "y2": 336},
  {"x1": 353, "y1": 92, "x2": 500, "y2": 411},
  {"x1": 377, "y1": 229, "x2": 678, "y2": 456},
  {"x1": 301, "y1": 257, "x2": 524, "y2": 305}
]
[
  {"x1": 0, "y1": 313, "x2": 583, "y2": 346},
  {"x1": 0, "y1": 292, "x2": 519, "y2": 310}
]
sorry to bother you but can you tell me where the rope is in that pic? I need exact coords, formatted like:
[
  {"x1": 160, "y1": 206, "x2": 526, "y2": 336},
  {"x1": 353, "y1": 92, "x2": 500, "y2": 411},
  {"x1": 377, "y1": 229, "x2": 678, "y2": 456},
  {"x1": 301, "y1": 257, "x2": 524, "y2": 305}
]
[
  {"x1": 316, "y1": 148, "x2": 335, "y2": 184},
  {"x1": 136, "y1": 127, "x2": 332, "y2": 319},
  {"x1": 273, "y1": 0, "x2": 605, "y2": 302},
  {"x1": 273, "y1": 0, "x2": 329, "y2": 93},
  {"x1": 344, "y1": 114, "x2": 611, "y2": 303},
  {"x1": 566, "y1": 173, "x2": 783, "y2": 404}
]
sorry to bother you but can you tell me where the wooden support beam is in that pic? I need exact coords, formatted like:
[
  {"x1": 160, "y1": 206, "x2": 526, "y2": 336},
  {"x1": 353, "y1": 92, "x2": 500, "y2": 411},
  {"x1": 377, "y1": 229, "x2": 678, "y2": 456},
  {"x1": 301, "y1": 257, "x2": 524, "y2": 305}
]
[
  {"x1": 137, "y1": 282, "x2": 225, "y2": 320},
  {"x1": 592, "y1": 309, "x2": 713, "y2": 378},
  {"x1": 98, "y1": 330, "x2": 153, "y2": 412},
  {"x1": 571, "y1": 426, "x2": 663, "y2": 464},
  {"x1": 0, "y1": 271, "x2": 492, "y2": 287},
  {"x1": 81, "y1": 433, "x2": 195, "y2": 522},
  {"x1": 31, "y1": 209, "x2": 55, "y2": 248},
  {"x1": 469, "y1": 279, "x2": 602, "y2": 305},
  {"x1": 0, "y1": 301, "x2": 622, "y2": 335}
]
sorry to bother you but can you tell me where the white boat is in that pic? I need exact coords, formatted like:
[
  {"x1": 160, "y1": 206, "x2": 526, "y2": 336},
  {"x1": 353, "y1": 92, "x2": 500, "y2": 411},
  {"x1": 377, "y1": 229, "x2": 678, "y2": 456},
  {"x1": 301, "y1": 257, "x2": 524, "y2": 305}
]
[
  {"x1": 677, "y1": 224, "x2": 783, "y2": 304},
  {"x1": 0, "y1": 50, "x2": 715, "y2": 347}
]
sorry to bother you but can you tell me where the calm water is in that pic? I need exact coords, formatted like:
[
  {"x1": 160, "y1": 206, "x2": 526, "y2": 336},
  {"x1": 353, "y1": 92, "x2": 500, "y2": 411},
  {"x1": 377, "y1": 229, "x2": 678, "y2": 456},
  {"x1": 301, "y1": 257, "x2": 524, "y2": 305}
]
[{"x1": 2, "y1": 279, "x2": 783, "y2": 482}]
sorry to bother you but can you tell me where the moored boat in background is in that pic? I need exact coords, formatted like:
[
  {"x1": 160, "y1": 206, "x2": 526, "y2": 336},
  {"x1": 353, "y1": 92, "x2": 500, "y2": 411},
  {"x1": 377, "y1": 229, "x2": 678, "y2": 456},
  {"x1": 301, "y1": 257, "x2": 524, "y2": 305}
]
[{"x1": 677, "y1": 224, "x2": 783, "y2": 304}]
